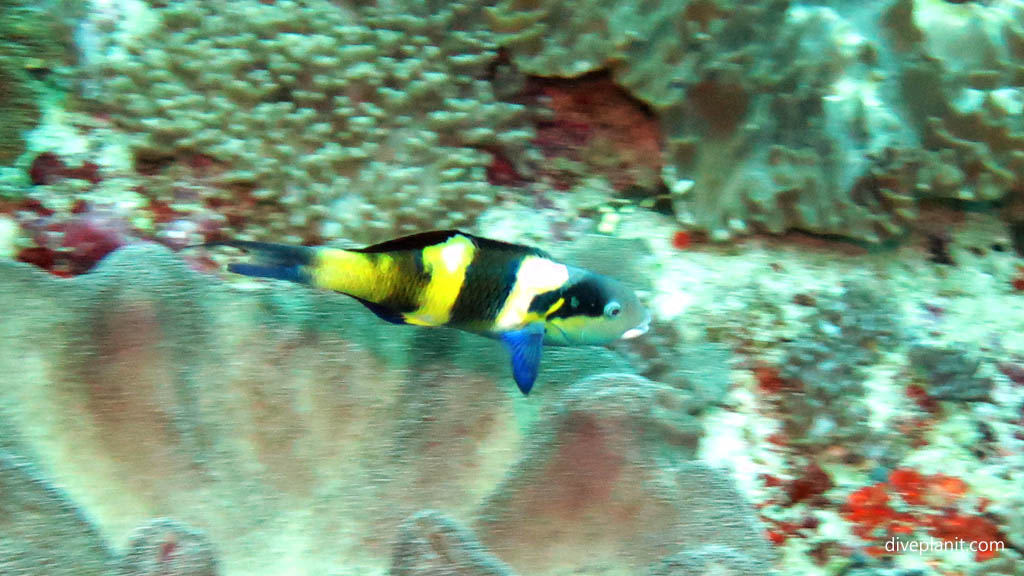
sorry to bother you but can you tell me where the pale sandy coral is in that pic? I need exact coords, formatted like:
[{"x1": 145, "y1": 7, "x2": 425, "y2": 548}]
[
  {"x1": 0, "y1": 244, "x2": 773, "y2": 576},
  {"x1": 94, "y1": 0, "x2": 532, "y2": 243}
]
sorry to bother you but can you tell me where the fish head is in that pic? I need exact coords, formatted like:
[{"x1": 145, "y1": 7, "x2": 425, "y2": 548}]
[{"x1": 543, "y1": 269, "x2": 650, "y2": 346}]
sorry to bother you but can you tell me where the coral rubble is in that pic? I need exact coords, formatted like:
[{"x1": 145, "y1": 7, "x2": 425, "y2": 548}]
[{"x1": 773, "y1": 282, "x2": 902, "y2": 450}]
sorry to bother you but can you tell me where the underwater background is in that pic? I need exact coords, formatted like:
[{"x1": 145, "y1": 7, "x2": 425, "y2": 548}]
[{"x1": 1, "y1": 0, "x2": 1023, "y2": 574}]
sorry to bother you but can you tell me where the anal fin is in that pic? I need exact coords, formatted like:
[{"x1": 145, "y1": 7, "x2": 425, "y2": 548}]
[{"x1": 352, "y1": 296, "x2": 408, "y2": 325}]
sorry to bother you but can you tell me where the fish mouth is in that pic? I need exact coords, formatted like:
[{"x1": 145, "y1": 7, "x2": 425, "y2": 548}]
[{"x1": 621, "y1": 313, "x2": 651, "y2": 340}]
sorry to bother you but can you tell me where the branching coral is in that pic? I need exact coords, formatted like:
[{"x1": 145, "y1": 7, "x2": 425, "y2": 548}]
[{"x1": 94, "y1": 0, "x2": 533, "y2": 243}]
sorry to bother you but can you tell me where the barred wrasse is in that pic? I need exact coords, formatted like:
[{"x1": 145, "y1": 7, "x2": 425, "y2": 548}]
[{"x1": 207, "y1": 230, "x2": 650, "y2": 395}]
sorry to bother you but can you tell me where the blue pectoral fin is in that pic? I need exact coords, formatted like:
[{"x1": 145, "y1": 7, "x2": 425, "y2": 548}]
[{"x1": 500, "y1": 324, "x2": 545, "y2": 395}]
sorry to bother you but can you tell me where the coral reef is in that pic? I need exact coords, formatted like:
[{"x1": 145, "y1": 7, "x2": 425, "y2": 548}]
[
  {"x1": 883, "y1": 0, "x2": 1024, "y2": 206},
  {"x1": 93, "y1": 0, "x2": 532, "y2": 244},
  {"x1": 0, "y1": 54, "x2": 41, "y2": 165},
  {"x1": 0, "y1": 0, "x2": 82, "y2": 164}
]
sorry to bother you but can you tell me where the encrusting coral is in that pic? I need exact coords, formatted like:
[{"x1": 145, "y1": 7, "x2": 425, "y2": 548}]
[
  {"x1": 883, "y1": 0, "x2": 1024, "y2": 206},
  {"x1": 94, "y1": 0, "x2": 533, "y2": 244},
  {"x1": 18, "y1": 0, "x2": 1020, "y2": 253}
]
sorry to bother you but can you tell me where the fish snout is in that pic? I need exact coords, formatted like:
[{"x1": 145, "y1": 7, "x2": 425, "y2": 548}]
[{"x1": 621, "y1": 311, "x2": 651, "y2": 340}]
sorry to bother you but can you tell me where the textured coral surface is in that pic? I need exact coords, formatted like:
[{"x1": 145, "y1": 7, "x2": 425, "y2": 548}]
[{"x1": 0, "y1": 244, "x2": 771, "y2": 576}]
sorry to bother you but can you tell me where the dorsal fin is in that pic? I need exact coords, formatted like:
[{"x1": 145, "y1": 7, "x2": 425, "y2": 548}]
[
  {"x1": 355, "y1": 230, "x2": 551, "y2": 259},
  {"x1": 354, "y1": 230, "x2": 463, "y2": 253}
]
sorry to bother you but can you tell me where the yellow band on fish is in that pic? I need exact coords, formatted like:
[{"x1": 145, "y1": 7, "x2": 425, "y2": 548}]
[
  {"x1": 403, "y1": 234, "x2": 476, "y2": 326},
  {"x1": 311, "y1": 248, "x2": 394, "y2": 302}
]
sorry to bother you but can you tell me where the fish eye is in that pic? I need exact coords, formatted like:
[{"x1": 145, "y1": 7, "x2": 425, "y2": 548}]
[{"x1": 604, "y1": 301, "x2": 622, "y2": 318}]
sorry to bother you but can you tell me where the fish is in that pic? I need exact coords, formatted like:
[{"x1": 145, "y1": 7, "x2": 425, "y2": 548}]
[{"x1": 204, "y1": 230, "x2": 650, "y2": 395}]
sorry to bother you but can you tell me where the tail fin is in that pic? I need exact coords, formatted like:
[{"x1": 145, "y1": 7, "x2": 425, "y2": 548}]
[{"x1": 204, "y1": 241, "x2": 314, "y2": 284}]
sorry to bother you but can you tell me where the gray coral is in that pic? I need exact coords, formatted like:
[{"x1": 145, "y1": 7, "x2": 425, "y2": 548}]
[
  {"x1": 908, "y1": 344, "x2": 994, "y2": 401},
  {"x1": 488, "y1": 0, "x2": 922, "y2": 242}
]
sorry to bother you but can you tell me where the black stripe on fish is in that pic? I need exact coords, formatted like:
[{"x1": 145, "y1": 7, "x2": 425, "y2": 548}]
[
  {"x1": 527, "y1": 289, "x2": 564, "y2": 316},
  {"x1": 353, "y1": 230, "x2": 463, "y2": 254},
  {"x1": 448, "y1": 246, "x2": 524, "y2": 326},
  {"x1": 547, "y1": 277, "x2": 606, "y2": 319}
]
